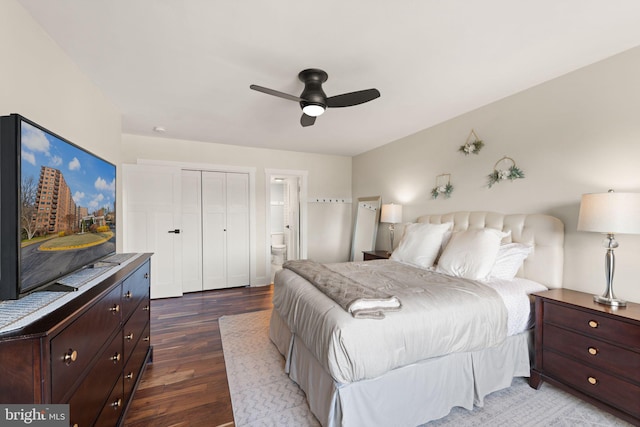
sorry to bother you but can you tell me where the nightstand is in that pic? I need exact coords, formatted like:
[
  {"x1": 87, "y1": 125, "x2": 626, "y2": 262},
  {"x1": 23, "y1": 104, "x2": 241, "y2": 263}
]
[
  {"x1": 530, "y1": 289, "x2": 640, "y2": 425},
  {"x1": 362, "y1": 250, "x2": 390, "y2": 261}
]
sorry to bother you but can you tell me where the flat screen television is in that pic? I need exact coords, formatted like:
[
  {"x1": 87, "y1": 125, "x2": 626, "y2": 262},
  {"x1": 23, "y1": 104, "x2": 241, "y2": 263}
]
[{"x1": 0, "y1": 114, "x2": 116, "y2": 300}]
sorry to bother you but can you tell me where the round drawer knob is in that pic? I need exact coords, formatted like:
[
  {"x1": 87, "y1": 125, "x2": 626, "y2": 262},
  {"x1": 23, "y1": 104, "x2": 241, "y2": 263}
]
[
  {"x1": 125, "y1": 291, "x2": 133, "y2": 299},
  {"x1": 111, "y1": 353, "x2": 121, "y2": 363},
  {"x1": 588, "y1": 320, "x2": 598, "y2": 328},
  {"x1": 143, "y1": 336, "x2": 150, "y2": 342},
  {"x1": 72, "y1": 424, "x2": 79, "y2": 427},
  {"x1": 111, "y1": 398, "x2": 122, "y2": 409},
  {"x1": 125, "y1": 372, "x2": 134, "y2": 380},
  {"x1": 588, "y1": 347, "x2": 598, "y2": 355},
  {"x1": 143, "y1": 305, "x2": 150, "y2": 311},
  {"x1": 126, "y1": 332, "x2": 135, "y2": 341},
  {"x1": 63, "y1": 349, "x2": 78, "y2": 364},
  {"x1": 587, "y1": 376, "x2": 598, "y2": 385},
  {"x1": 110, "y1": 304, "x2": 120, "y2": 313},
  {"x1": 144, "y1": 273, "x2": 149, "y2": 279}
]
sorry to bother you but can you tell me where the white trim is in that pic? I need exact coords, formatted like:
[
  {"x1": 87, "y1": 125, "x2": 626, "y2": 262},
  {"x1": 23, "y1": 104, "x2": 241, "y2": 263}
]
[
  {"x1": 135, "y1": 158, "x2": 257, "y2": 287},
  {"x1": 265, "y1": 169, "x2": 308, "y2": 283}
]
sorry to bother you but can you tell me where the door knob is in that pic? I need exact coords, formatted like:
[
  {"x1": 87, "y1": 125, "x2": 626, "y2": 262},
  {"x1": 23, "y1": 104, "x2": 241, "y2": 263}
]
[{"x1": 168, "y1": 229, "x2": 181, "y2": 234}]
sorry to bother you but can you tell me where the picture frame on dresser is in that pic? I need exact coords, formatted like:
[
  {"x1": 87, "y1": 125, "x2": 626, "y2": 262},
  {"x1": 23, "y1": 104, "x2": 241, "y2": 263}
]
[{"x1": 530, "y1": 289, "x2": 640, "y2": 426}]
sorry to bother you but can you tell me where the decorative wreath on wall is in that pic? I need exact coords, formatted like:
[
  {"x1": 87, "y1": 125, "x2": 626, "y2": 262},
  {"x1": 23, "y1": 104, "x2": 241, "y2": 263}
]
[
  {"x1": 431, "y1": 173, "x2": 454, "y2": 199},
  {"x1": 459, "y1": 129, "x2": 484, "y2": 155},
  {"x1": 487, "y1": 156, "x2": 525, "y2": 188}
]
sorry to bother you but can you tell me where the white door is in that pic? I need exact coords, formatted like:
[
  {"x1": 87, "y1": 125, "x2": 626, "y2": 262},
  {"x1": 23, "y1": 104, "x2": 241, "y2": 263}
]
[
  {"x1": 181, "y1": 170, "x2": 203, "y2": 293},
  {"x1": 202, "y1": 171, "x2": 227, "y2": 290},
  {"x1": 122, "y1": 164, "x2": 182, "y2": 299},
  {"x1": 285, "y1": 177, "x2": 300, "y2": 261},
  {"x1": 225, "y1": 173, "x2": 250, "y2": 286}
]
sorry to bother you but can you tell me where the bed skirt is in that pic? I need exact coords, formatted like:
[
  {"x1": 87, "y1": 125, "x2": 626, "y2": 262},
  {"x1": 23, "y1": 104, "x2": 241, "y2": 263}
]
[{"x1": 269, "y1": 309, "x2": 533, "y2": 427}]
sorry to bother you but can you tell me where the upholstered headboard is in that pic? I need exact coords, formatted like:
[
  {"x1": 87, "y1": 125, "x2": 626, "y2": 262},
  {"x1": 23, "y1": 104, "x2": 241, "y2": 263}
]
[{"x1": 416, "y1": 211, "x2": 564, "y2": 288}]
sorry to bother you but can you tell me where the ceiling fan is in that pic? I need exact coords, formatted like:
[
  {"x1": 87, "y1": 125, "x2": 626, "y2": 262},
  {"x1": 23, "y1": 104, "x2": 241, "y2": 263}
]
[{"x1": 250, "y1": 68, "x2": 380, "y2": 127}]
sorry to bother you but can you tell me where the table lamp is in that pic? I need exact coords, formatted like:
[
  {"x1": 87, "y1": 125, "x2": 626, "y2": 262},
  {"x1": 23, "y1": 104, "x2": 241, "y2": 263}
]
[
  {"x1": 381, "y1": 203, "x2": 403, "y2": 254},
  {"x1": 577, "y1": 190, "x2": 640, "y2": 307}
]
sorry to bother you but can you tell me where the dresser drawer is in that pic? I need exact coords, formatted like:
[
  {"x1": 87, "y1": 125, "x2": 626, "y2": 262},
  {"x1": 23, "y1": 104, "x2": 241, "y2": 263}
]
[
  {"x1": 51, "y1": 283, "x2": 122, "y2": 402},
  {"x1": 544, "y1": 301, "x2": 640, "y2": 348},
  {"x1": 94, "y1": 376, "x2": 124, "y2": 427},
  {"x1": 543, "y1": 349, "x2": 640, "y2": 419},
  {"x1": 543, "y1": 323, "x2": 640, "y2": 384},
  {"x1": 67, "y1": 331, "x2": 123, "y2": 427},
  {"x1": 121, "y1": 262, "x2": 150, "y2": 322},
  {"x1": 123, "y1": 322, "x2": 151, "y2": 405},
  {"x1": 123, "y1": 298, "x2": 150, "y2": 363}
]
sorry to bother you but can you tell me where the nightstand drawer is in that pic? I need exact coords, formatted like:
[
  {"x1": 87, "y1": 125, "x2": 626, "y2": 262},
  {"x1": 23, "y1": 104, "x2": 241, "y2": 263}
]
[
  {"x1": 543, "y1": 349, "x2": 640, "y2": 419},
  {"x1": 543, "y1": 324, "x2": 640, "y2": 383},
  {"x1": 544, "y1": 301, "x2": 640, "y2": 348}
]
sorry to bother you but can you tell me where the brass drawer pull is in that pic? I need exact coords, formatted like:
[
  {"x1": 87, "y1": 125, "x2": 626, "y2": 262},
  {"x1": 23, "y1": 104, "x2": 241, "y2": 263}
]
[
  {"x1": 125, "y1": 291, "x2": 133, "y2": 299},
  {"x1": 143, "y1": 336, "x2": 150, "y2": 342},
  {"x1": 110, "y1": 304, "x2": 120, "y2": 313},
  {"x1": 111, "y1": 353, "x2": 121, "y2": 363},
  {"x1": 588, "y1": 347, "x2": 598, "y2": 355},
  {"x1": 143, "y1": 305, "x2": 150, "y2": 311},
  {"x1": 125, "y1": 332, "x2": 135, "y2": 341},
  {"x1": 111, "y1": 398, "x2": 122, "y2": 409},
  {"x1": 125, "y1": 372, "x2": 134, "y2": 380},
  {"x1": 63, "y1": 349, "x2": 78, "y2": 364},
  {"x1": 587, "y1": 376, "x2": 598, "y2": 385},
  {"x1": 588, "y1": 320, "x2": 598, "y2": 328},
  {"x1": 144, "y1": 273, "x2": 149, "y2": 279}
]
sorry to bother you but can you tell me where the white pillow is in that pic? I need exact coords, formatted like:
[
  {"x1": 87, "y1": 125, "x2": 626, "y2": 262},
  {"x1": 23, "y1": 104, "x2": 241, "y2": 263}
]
[
  {"x1": 436, "y1": 228, "x2": 507, "y2": 280},
  {"x1": 390, "y1": 222, "x2": 452, "y2": 269},
  {"x1": 489, "y1": 243, "x2": 533, "y2": 280}
]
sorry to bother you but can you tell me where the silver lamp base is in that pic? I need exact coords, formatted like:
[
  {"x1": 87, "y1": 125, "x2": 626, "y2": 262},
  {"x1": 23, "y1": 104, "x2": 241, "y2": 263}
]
[
  {"x1": 593, "y1": 295, "x2": 627, "y2": 307},
  {"x1": 593, "y1": 234, "x2": 626, "y2": 308}
]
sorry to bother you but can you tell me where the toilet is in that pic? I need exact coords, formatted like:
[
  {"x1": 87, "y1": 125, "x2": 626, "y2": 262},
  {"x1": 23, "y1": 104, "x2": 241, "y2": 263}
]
[{"x1": 271, "y1": 233, "x2": 286, "y2": 265}]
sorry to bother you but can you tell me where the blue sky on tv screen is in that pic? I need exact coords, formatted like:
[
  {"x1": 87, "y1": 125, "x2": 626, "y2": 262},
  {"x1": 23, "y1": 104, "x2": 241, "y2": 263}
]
[{"x1": 20, "y1": 121, "x2": 115, "y2": 214}]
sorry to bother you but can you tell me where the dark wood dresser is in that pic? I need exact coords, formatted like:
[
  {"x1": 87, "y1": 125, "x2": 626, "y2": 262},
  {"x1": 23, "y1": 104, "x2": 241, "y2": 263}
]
[
  {"x1": 0, "y1": 253, "x2": 152, "y2": 427},
  {"x1": 530, "y1": 289, "x2": 640, "y2": 425}
]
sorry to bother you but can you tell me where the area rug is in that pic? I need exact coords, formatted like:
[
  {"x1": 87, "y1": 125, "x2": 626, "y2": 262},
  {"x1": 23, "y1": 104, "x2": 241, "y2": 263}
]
[{"x1": 219, "y1": 310, "x2": 631, "y2": 427}]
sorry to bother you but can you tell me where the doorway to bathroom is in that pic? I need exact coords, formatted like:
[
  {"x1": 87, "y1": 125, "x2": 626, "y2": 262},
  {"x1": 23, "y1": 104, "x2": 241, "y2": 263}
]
[{"x1": 265, "y1": 169, "x2": 307, "y2": 283}]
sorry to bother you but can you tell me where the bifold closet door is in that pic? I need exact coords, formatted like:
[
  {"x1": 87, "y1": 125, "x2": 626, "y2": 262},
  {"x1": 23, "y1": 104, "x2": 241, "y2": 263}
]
[
  {"x1": 224, "y1": 173, "x2": 250, "y2": 287},
  {"x1": 181, "y1": 170, "x2": 203, "y2": 293},
  {"x1": 202, "y1": 171, "x2": 250, "y2": 290}
]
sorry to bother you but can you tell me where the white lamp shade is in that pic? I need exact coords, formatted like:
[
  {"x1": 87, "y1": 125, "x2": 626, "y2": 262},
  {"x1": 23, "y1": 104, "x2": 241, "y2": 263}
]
[
  {"x1": 577, "y1": 192, "x2": 640, "y2": 234},
  {"x1": 381, "y1": 203, "x2": 403, "y2": 224}
]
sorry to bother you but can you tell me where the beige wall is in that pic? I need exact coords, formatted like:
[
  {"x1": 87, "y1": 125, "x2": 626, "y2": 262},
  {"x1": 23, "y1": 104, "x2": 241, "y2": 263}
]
[
  {"x1": 354, "y1": 46, "x2": 640, "y2": 303},
  {"x1": 121, "y1": 134, "x2": 352, "y2": 284},
  {"x1": 0, "y1": 0, "x2": 123, "y2": 244}
]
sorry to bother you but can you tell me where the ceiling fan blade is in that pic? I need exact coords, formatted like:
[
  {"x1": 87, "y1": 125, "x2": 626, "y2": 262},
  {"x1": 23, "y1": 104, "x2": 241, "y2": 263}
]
[
  {"x1": 249, "y1": 84, "x2": 303, "y2": 103},
  {"x1": 300, "y1": 113, "x2": 316, "y2": 127},
  {"x1": 326, "y1": 88, "x2": 380, "y2": 108}
]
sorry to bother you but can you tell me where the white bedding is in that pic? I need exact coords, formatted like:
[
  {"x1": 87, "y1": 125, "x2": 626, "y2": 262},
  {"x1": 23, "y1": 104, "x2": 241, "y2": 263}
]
[
  {"x1": 481, "y1": 276, "x2": 548, "y2": 335},
  {"x1": 273, "y1": 259, "x2": 545, "y2": 385}
]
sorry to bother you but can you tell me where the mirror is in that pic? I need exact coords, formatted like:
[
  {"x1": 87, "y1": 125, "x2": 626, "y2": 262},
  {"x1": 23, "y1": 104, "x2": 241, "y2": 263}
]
[{"x1": 350, "y1": 196, "x2": 381, "y2": 261}]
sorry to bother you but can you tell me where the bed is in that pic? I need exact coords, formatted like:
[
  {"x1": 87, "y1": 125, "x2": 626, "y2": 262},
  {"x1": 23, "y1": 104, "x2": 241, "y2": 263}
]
[{"x1": 269, "y1": 211, "x2": 564, "y2": 427}]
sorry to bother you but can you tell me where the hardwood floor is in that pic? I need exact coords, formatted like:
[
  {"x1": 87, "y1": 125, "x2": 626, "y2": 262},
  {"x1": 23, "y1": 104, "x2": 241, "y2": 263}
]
[{"x1": 123, "y1": 285, "x2": 274, "y2": 427}]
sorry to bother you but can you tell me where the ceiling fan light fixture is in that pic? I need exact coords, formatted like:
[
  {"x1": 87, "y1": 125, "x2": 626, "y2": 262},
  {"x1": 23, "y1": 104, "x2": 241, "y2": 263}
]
[{"x1": 302, "y1": 103, "x2": 325, "y2": 117}]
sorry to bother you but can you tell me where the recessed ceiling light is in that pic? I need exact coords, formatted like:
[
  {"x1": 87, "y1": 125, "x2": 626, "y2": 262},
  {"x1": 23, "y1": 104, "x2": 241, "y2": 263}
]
[{"x1": 153, "y1": 126, "x2": 166, "y2": 133}]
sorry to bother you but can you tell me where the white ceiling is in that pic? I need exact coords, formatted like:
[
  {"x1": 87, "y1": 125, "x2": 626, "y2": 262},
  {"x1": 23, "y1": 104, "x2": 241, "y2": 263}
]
[{"x1": 18, "y1": 0, "x2": 640, "y2": 156}]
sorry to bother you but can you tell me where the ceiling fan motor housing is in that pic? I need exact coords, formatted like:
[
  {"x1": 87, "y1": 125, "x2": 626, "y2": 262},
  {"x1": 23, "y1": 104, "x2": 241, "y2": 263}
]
[{"x1": 299, "y1": 69, "x2": 328, "y2": 110}]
